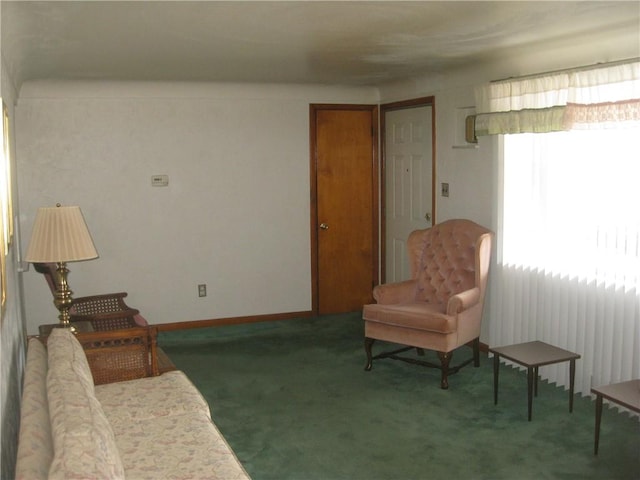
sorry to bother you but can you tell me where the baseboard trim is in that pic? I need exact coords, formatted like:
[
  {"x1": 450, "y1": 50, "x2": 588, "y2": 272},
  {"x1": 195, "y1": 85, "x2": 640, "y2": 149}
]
[
  {"x1": 156, "y1": 310, "x2": 314, "y2": 332},
  {"x1": 157, "y1": 314, "x2": 491, "y2": 355}
]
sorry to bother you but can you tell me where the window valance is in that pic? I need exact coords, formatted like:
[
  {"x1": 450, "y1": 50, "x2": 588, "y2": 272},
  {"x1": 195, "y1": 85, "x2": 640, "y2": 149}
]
[{"x1": 473, "y1": 59, "x2": 640, "y2": 136}]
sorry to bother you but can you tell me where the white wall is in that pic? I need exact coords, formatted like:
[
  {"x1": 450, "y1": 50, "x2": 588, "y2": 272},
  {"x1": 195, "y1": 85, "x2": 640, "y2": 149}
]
[
  {"x1": 17, "y1": 81, "x2": 378, "y2": 334},
  {"x1": 15, "y1": 45, "x2": 637, "y2": 338}
]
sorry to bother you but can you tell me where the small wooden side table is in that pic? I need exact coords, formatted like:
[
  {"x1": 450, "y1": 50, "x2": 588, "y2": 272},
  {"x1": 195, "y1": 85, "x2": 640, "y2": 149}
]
[
  {"x1": 490, "y1": 340, "x2": 581, "y2": 421},
  {"x1": 591, "y1": 379, "x2": 640, "y2": 455}
]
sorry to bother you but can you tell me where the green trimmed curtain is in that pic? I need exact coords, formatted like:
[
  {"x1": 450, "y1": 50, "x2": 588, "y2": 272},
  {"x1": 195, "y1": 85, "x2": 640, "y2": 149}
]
[{"x1": 474, "y1": 59, "x2": 640, "y2": 136}]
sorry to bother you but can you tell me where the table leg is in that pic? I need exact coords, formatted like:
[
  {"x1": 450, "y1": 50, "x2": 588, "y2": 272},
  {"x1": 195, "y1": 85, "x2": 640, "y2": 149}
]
[
  {"x1": 594, "y1": 394, "x2": 603, "y2": 455},
  {"x1": 569, "y1": 359, "x2": 576, "y2": 413},
  {"x1": 527, "y1": 366, "x2": 534, "y2": 421},
  {"x1": 534, "y1": 366, "x2": 539, "y2": 397},
  {"x1": 493, "y1": 353, "x2": 500, "y2": 405}
]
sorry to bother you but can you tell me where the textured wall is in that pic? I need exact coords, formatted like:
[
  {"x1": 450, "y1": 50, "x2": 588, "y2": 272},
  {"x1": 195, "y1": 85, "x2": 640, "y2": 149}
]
[{"x1": 16, "y1": 81, "x2": 378, "y2": 334}]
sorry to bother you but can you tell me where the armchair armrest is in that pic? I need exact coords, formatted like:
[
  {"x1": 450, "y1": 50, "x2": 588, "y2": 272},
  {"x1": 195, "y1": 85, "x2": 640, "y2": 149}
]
[
  {"x1": 446, "y1": 287, "x2": 480, "y2": 315},
  {"x1": 373, "y1": 279, "x2": 417, "y2": 304},
  {"x1": 73, "y1": 326, "x2": 160, "y2": 385}
]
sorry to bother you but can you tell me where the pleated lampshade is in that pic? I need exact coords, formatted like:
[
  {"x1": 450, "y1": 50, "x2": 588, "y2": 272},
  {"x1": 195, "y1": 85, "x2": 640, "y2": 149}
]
[{"x1": 25, "y1": 205, "x2": 98, "y2": 263}]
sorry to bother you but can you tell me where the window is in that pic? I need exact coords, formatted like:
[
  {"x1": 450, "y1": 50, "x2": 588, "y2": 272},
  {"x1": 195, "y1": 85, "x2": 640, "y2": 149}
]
[
  {"x1": 478, "y1": 59, "x2": 640, "y2": 397},
  {"x1": 502, "y1": 127, "x2": 640, "y2": 289},
  {"x1": 493, "y1": 125, "x2": 640, "y2": 395}
]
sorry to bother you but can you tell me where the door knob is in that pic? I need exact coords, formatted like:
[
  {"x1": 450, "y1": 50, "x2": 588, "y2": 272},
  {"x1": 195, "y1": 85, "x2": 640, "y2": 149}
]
[
  {"x1": 424, "y1": 212, "x2": 431, "y2": 222},
  {"x1": 320, "y1": 223, "x2": 329, "y2": 230}
]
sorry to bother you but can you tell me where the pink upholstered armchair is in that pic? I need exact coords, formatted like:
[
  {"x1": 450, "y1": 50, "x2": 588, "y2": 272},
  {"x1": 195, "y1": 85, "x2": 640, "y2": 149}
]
[{"x1": 363, "y1": 219, "x2": 493, "y2": 389}]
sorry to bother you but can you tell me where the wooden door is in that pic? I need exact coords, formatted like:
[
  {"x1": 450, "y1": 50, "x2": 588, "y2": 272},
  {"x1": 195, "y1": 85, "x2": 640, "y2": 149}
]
[
  {"x1": 381, "y1": 98, "x2": 435, "y2": 283},
  {"x1": 310, "y1": 105, "x2": 378, "y2": 315}
]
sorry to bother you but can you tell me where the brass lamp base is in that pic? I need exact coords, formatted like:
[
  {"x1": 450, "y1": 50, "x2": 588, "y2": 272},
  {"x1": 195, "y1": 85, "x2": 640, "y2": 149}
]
[{"x1": 52, "y1": 261, "x2": 74, "y2": 328}]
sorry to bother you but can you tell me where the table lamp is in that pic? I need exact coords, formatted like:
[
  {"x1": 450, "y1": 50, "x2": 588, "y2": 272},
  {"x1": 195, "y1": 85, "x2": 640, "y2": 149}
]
[{"x1": 25, "y1": 204, "x2": 98, "y2": 327}]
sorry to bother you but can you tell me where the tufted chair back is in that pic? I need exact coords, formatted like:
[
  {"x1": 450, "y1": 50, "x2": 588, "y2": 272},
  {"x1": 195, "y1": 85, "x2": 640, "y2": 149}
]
[{"x1": 408, "y1": 219, "x2": 488, "y2": 306}]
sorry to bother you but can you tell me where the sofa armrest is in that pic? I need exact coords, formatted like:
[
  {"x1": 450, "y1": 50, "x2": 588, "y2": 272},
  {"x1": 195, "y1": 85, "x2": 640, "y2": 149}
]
[
  {"x1": 16, "y1": 338, "x2": 53, "y2": 480},
  {"x1": 373, "y1": 279, "x2": 417, "y2": 304},
  {"x1": 73, "y1": 326, "x2": 160, "y2": 385},
  {"x1": 446, "y1": 287, "x2": 480, "y2": 315}
]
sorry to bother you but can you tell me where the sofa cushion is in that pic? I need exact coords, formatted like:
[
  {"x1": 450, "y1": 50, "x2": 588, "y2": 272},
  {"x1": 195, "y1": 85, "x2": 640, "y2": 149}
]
[
  {"x1": 115, "y1": 412, "x2": 250, "y2": 480},
  {"x1": 46, "y1": 328, "x2": 125, "y2": 480},
  {"x1": 15, "y1": 338, "x2": 53, "y2": 480},
  {"x1": 363, "y1": 302, "x2": 454, "y2": 333},
  {"x1": 95, "y1": 370, "x2": 211, "y2": 433}
]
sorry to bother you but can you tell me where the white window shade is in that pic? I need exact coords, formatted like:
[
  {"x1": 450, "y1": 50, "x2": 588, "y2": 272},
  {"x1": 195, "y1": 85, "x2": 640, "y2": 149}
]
[{"x1": 493, "y1": 128, "x2": 640, "y2": 396}]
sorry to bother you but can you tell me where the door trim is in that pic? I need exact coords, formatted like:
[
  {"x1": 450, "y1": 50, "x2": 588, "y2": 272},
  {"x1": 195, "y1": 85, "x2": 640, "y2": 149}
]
[
  {"x1": 309, "y1": 104, "x2": 379, "y2": 315},
  {"x1": 380, "y1": 96, "x2": 436, "y2": 284}
]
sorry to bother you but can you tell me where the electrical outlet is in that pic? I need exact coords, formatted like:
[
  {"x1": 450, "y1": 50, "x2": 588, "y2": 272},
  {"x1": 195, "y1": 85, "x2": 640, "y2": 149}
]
[
  {"x1": 198, "y1": 284, "x2": 207, "y2": 297},
  {"x1": 441, "y1": 182, "x2": 450, "y2": 197}
]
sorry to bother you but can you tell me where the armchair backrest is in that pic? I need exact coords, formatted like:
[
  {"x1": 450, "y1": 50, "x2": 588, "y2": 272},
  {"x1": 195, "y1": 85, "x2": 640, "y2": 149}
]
[
  {"x1": 407, "y1": 219, "x2": 493, "y2": 305},
  {"x1": 33, "y1": 262, "x2": 58, "y2": 295}
]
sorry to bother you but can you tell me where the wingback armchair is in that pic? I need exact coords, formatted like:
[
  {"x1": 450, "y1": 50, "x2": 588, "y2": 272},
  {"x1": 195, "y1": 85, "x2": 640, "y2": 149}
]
[{"x1": 363, "y1": 219, "x2": 493, "y2": 389}]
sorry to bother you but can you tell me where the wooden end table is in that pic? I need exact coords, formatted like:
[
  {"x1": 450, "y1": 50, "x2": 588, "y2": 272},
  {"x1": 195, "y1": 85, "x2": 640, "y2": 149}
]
[
  {"x1": 38, "y1": 321, "x2": 176, "y2": 374},
  {"x1": 490, "y1": 340, "x2": 581, "y2": 421},
  {"x1": 591, "y1": 379, "x2": 640, "y2": 455}
]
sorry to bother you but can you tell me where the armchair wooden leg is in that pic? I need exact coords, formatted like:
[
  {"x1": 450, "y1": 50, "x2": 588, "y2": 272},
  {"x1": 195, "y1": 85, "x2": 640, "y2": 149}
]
[
  {"x1": 437, "y1": 351, "x2": 451, "y2": 389},
  {"x1": 473, "y1": 337, "x2": 480, "y2": 367},
  {"x1": 416, "y1": 348, "x2": 425, "y2": 356},
  {"x1": 364, "y1": 337, "x2": 375, "y2": 371}
]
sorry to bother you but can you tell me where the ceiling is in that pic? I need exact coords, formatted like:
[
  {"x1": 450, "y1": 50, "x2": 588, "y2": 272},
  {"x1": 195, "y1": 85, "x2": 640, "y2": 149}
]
[{"x1": 2, "y1": 1, "x2": 639, "y2": 88}]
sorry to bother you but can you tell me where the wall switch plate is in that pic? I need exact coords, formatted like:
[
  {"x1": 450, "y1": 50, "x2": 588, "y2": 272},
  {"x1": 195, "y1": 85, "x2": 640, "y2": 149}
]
[
  {"x1": 151, "y1": 174, "x2": 169, "y2": 187},
  {"x1": 441, "y1": 182, "x2": 450, "y2": 197},
  {"x1": 198, "y1": 284, "x2": 207, "y2": 297}
]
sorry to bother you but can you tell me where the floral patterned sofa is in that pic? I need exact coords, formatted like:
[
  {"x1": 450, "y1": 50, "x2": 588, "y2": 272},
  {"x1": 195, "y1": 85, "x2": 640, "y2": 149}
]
[{"x1": 15, "y1": 327, "x2": 250, "y2": 480}]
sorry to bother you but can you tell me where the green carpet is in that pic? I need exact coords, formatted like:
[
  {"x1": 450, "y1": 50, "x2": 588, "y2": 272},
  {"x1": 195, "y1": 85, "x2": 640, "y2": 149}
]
[{"x1": 159, "y1": 313, "x2": 639, "y2": 480}]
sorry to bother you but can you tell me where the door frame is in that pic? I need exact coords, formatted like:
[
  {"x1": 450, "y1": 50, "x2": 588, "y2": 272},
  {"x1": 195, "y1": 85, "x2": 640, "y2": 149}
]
[
  {"x1": 309, "y1": 104, "x2": 379, "y2": 315},
  {"x1": 380, "y1": 96, "x2": 436, "y2": 284}
]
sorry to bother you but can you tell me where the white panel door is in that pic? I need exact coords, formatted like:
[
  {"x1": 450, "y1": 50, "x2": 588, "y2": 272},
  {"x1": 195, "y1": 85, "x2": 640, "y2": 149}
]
[{"x1": 385, "y1": 105, "x2": 433, "y2": 283}]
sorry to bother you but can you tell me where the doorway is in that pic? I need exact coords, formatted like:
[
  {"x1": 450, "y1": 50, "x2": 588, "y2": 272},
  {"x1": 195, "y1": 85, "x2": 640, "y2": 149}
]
[
  {"x1": 381, "y1": 97, "x2": 436, "y2": 283},
  {"x1": 310, "y1": 104, "x2": 378, "y2": 315}
]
